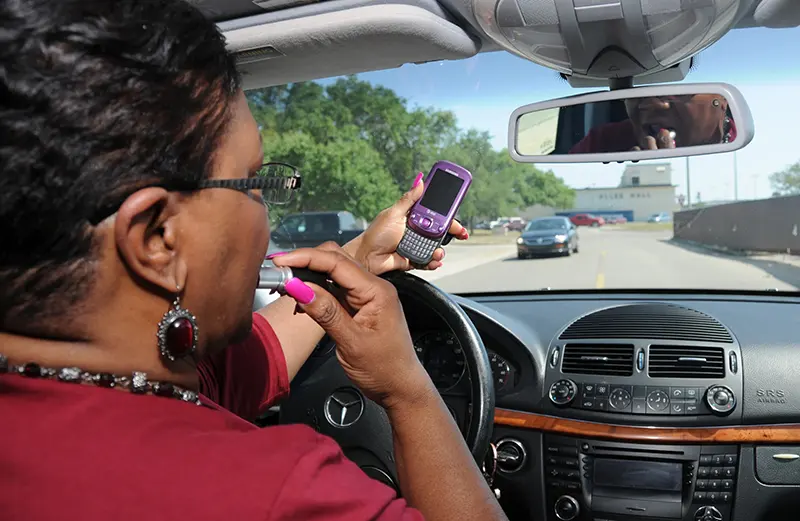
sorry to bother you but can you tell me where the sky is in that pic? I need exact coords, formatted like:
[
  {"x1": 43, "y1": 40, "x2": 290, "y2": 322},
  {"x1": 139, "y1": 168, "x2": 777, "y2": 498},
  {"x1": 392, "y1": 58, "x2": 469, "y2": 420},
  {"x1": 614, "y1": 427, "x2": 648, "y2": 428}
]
[{"x1": 333, "y1": 26, "x2": 800, "y2": 203}]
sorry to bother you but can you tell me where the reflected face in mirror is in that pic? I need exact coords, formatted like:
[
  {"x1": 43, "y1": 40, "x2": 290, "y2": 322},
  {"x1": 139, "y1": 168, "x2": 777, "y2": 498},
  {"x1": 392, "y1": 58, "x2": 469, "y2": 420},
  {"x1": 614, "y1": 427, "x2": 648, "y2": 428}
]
[{"x1": 624, "y1": 94, "x2": 732, "y2": 149}]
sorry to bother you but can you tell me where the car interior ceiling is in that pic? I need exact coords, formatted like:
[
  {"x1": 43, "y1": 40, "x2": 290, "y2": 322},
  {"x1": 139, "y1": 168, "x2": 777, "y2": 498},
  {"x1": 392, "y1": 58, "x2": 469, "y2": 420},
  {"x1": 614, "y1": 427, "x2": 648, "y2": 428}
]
[{"x1": 226, "y1": 1, "x2": 800, "y2": 521}]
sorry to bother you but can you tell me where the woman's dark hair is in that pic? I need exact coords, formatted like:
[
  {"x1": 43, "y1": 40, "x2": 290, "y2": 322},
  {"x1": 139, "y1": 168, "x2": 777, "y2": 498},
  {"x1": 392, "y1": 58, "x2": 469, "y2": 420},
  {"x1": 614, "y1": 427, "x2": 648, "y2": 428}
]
[{"x1": 0, "y1": 0, "x2": 241, "y2": 326}]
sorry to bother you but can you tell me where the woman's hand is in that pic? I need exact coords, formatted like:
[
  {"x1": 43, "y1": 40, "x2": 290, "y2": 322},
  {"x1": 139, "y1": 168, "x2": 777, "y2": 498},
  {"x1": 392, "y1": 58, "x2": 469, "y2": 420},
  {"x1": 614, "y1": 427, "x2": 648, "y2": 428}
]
[
  {"x1": 345, "y1": 173, "x2": 469, "y2": 275},
  {"x1": 272, "y1": 246, "x2": 434, "y2": 409}
]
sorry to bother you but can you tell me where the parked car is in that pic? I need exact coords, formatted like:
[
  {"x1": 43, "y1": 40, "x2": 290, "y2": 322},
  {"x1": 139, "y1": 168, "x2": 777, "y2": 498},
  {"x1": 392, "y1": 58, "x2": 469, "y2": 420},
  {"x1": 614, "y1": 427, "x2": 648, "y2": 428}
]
[
  {"x1": 516, "y1": 216, "x2": 578, "y2": 258},
  {"x1": 648, "y1": 212, "x2": 672, "y2": 223},
  {"x1": 270, "y1": 211, "x2": 365, "y2": 249},
  {"x1": 570, "y1": 213, "x2": 605, "y2": 227},
  {"x1": 604, "y1": 214, "x2": 628, "y2": 224},
  {"x1": 505, "y1": 217, "x2": 526, "y2": 232}
]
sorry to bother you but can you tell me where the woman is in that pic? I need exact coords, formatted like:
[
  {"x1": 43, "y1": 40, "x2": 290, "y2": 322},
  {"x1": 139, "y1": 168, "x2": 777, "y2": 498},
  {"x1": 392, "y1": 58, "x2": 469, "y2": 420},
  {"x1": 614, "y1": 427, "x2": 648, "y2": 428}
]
[
  {"x1": 569, "y1": 94, "x2": 737, "y2": 153},
  {"x1": 0, "y1": 1, "x2": 506, "y2": 521}
]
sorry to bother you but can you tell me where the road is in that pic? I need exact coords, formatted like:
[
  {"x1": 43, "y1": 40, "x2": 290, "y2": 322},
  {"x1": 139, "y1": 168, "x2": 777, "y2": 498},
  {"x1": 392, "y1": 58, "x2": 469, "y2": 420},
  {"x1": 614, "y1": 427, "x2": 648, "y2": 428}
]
[{"x1": 414, "y1": 228, "x2": 800, "y2": 293}]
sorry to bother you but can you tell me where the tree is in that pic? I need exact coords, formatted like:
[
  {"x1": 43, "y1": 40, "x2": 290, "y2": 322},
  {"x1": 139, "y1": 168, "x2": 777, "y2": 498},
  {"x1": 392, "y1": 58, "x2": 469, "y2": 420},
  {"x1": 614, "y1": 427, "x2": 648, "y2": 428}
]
[
  {"x1": 245, "y1": 76, "x2": 574, "y2": 230},
  {"x1": 769, "y1": 161, "x2": 800, "y2": 195}
]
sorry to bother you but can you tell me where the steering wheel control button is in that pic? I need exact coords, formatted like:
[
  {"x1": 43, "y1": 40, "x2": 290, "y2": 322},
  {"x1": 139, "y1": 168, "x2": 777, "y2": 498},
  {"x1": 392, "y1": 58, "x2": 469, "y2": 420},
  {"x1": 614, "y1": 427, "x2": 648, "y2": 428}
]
[
  {"x1": 646, "y1": 388, "x2": 670, "y2": 413},
  {"x1": 549, "y1": 379, "x2": 578, "y2": 406},
  {"x1": 608, "y1": 387, "x2": 632, "y2": 412},
  {"x1": 706, "y1": 385, "x2": 736, "y2": 414},
  {"x1": 496, "y1": 438, "x2": 526, "y2": 474},
  {"x1": 554, "y1": 495, "x2": 580, "y2": 521}
]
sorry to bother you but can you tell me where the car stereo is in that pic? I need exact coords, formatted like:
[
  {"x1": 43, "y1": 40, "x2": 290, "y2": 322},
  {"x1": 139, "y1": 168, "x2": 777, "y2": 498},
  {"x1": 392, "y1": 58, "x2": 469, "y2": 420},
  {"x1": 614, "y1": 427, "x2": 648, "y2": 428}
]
[{"x1": 544, "y1": 434, "x2": 739, "y2": 521}]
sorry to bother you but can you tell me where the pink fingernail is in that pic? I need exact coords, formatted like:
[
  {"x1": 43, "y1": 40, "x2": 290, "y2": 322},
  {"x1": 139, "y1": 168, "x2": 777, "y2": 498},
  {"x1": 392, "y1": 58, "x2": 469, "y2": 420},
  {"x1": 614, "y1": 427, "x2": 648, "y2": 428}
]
[
  {"x1": 284, "y1": 277, "x2": 315, "y2": 305},
  {"x1": 266, "y1": 252, "x2": 288, "y2": 260},
  {"x1": 412, "y1": 172, "x2": 423, "y2": 189}
]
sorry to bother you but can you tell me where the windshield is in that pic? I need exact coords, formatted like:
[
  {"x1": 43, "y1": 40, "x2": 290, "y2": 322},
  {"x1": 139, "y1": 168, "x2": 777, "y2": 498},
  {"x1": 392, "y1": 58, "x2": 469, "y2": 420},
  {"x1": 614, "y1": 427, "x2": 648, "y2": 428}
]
[
  {"x1": 526, "y1": 219, "x2": 567, "y2": 231},
  {"x1": 251, "y1": 27, "x2": 800, "y2": 294}
]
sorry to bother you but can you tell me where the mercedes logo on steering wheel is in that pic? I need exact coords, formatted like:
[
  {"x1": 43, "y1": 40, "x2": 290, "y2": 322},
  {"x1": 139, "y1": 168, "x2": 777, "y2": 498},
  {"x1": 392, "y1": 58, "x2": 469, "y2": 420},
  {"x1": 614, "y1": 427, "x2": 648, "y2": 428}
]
[{"x1": 324, "y1": 387, "x2": 365, "y2": 428}]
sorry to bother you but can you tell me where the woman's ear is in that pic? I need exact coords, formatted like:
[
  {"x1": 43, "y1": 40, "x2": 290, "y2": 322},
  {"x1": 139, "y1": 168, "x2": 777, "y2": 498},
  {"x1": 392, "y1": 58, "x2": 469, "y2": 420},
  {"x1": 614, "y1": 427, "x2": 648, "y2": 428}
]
[{"x1": 114, "y1": 188, "x2": 187, "y2": 293}]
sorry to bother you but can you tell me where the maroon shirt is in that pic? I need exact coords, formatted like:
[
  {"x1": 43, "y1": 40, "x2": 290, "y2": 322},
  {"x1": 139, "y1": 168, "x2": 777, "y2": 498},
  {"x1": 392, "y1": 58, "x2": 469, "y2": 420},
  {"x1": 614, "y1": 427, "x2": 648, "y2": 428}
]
[
  {"x1": 569, "y1": 120, "x2": 637, "y2": 154},
  {"x1": 0, "y1": 313, "x2": 423, "y2": 521}
]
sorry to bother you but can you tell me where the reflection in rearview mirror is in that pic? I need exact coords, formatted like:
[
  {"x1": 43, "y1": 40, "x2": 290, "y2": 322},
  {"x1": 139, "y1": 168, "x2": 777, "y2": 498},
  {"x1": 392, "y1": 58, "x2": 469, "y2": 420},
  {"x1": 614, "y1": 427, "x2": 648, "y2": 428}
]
[{"x1": 510, "y1": 83, "x2": 754, "y2": 164}]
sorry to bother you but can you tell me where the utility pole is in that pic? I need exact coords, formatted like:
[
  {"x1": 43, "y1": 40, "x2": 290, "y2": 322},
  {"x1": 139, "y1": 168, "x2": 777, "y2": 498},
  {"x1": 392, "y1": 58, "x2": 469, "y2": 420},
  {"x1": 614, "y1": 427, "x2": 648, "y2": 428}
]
[
  {"x1": 686, "y1": 157, "x2": 691, "y2": 208},
  {"x1": 733, "y1": 151, "x2": 739, "y2": 201}
]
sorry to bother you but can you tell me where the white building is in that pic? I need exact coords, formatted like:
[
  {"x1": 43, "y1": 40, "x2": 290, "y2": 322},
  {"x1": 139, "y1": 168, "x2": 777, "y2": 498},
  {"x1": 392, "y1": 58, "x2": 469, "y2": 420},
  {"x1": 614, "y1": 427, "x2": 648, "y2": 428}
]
[{"x1": 572, "y1": 163, "x2": 678, "y2": 221}]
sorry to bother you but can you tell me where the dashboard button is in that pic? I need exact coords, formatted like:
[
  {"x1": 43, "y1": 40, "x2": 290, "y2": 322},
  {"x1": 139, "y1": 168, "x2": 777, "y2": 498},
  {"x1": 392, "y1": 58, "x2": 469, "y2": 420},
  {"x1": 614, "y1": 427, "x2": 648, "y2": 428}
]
[
  {"x1": 700, "y1": 455, "x2": 713, "y2": 465},
  {"x1": 566, "y1": 482, "x2": 581, "y2": 491},
  {"x1": 724, "y1": 454, "x2": 738, "y2": 465},
  {"x1": 550, "y1": 347, "x2": 560, "y2": 368},
  {"x1": 646, "y1": 388, "x2": 670, "y2": 413},
  {"x1": 721, "y1": 492, "x2": 732, "y2": 503},
  {"x1": 685, "y1": 402, "x2": 700, "y2": 415},
  {"x1": 547, "y1": 456, "x2": 559, "y2": 466},
  {"x1": 670, "y1": 387, "x2": 685, "y2": 399},
  {"x1": 709, "y1": 480, "x2": 721, "y2": 490},
  {"x1": 637, "y1": 349, "x2": 645, "y2": 371},
  {"x1": 595, "y1": 398, "x2": 608, "y2": 411},
  {"x1": 596, "y1": 384, "x2": 609, "y2": 396},
  {"x1": 609, "y1": 387, "x2": 632, "y2": 412},
  {"x1": 632, "y1": 398, "x2": 646, "y2": 414},
  {"x1": 707, "y1": 492, "x2": 719, "y2": 503},
  {"x1": 564, "y1": 459, "x2": 579, "y2": 469},
  {"x1": 729, "y1": 352, "x2": 738, "y2": 374},
  {"x1": 546, "y1": 446, "x2": 560, "y2": 454},
  {"x1": 548, "y1": 479, "x2": 563, "y2": 488},
  {"x1": 693, "y1": 492, "x2": 707, "y2": 502},
  {"x1": 698, "y1": 467, "x2": 710, "y2": 478},
  {"x1": 712, "y1": 455, "x2": 725, "y2": 466},
  {"x1": 710, "y1": 468, "x2": 722, "y2": 478},
  {"x1": 696, "y1": 480, "x2": 708, "y2": 490},
  {"x1": 582, "y1": 383, "x2": 596, "y2": 397},
  {"x1": 723, "y1": 467, "x2": 736, "y2": 478},
  {"x1": 561, "y1": 447, "x2": 579, "y2": 456},
  {"x1": 549, "y1": 380, "x2": 578, "y2": 406},
  {"x1": 548, "y1": 468, "x2": 561, "y2": 478},
  {"x1": 685, "y1": 388, "x2": 701, "y2": 400},
  {"x1": 670, "y1": 402, "x2": 685, "y2": 415},
  {"x1": 579, "y1": 398, "x2": 596, "y2": 409},
  {"x1": 722, "y1": 479, "x2": 734, "y2": 490},
  {"x1": 633, "y1": 385, "x2": 647, "y2": 398}
]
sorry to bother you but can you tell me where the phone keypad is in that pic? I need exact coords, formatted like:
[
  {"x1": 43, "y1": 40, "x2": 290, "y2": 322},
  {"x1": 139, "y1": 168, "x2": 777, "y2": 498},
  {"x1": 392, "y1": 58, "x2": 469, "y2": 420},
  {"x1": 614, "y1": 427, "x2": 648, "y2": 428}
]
[{"x1": 398, "y1": 229, "x2": 440, "y2": 263}]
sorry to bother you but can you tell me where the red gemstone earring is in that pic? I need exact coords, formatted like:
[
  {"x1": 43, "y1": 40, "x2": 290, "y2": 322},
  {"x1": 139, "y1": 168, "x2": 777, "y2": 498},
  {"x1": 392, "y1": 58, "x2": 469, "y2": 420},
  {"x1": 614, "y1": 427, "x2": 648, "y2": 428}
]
[{"x1": 157, "y1": 289, "x2": 198, "y2": 362}]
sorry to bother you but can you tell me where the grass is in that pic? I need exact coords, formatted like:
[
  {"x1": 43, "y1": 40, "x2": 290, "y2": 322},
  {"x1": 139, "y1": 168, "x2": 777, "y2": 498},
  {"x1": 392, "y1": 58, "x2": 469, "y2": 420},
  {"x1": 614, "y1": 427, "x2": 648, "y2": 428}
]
[
  {"x1": 463, "y1": 229, "x2": 521, "y2": 245},
  {"x1": 613, "y1": 222, "x2": 673, "y2": 231}
]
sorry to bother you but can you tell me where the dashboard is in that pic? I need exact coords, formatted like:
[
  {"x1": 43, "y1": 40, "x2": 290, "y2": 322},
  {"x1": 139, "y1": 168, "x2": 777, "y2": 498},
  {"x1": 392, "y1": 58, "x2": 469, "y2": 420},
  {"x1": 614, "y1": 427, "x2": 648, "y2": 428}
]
[{"x1": 404, "y1": 289, "x2": 800, "y2": 521}]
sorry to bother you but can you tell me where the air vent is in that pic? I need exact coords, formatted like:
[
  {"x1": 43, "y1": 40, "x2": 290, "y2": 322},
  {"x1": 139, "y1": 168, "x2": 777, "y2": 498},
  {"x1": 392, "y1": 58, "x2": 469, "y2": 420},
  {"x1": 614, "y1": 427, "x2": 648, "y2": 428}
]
[
  {"x1": 648, "y1": 345, "x2": 725, "y2": 378},
  {"x1": 559, "y1": 304, "x2": 733, "y2": 343},
  {"x1": 562, "y1": 344, "x2": 634, "y2": 376},
  {"x1": 234, "y1": 46, "x2": 285, "y2": 65}
]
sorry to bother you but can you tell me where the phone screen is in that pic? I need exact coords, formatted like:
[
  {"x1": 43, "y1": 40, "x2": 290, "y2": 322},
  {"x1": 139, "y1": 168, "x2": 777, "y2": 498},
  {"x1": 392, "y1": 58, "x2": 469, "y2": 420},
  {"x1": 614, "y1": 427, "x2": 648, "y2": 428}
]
[{"x1": 419, "y1": 169, "x2": 465, "y2": 215}]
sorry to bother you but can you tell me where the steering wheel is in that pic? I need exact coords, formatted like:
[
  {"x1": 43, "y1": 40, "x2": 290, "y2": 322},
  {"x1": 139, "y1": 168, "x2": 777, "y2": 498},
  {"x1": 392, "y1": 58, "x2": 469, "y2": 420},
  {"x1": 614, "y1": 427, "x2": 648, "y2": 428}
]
[{"x1": 279, "y1": 271, "x2": 495, "y2": 492}]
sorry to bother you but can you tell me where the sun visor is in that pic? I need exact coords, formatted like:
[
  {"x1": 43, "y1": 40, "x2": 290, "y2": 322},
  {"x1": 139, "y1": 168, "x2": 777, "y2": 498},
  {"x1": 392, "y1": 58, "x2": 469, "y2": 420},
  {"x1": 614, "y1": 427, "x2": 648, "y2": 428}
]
[{"x1": 473, "y1": 0, "x2": 744, "y2": 78}]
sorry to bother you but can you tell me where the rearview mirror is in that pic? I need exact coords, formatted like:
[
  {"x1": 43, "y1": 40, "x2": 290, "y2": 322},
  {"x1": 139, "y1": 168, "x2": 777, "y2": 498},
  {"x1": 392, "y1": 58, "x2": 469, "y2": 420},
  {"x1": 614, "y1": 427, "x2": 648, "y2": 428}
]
[{"x1": 509, "y1": 83, "x2": 754, "y2": 164}]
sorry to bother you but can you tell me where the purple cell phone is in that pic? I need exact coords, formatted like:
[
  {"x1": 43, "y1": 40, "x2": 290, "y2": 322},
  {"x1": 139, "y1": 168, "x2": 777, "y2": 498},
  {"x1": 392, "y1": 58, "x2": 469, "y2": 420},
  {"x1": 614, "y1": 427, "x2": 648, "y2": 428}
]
[{"x1": 397, "y1": 160, "x2": 472, "y2": 265}]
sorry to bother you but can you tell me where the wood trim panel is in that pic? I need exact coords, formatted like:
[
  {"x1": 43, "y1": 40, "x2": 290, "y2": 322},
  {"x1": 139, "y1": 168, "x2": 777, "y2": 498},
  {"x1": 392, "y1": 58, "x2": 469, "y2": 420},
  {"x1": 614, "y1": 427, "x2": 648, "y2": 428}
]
[{"x1": 495, "y1": 408, "x2": 800, "y2": 443}]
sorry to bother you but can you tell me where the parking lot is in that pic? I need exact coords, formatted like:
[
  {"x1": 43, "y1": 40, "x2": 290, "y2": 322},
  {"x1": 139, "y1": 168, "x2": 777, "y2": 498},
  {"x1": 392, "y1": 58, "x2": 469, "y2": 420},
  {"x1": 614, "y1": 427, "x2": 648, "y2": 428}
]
[{"x1": 415, "y1": 227, "x2": 800, "y2": 293}]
